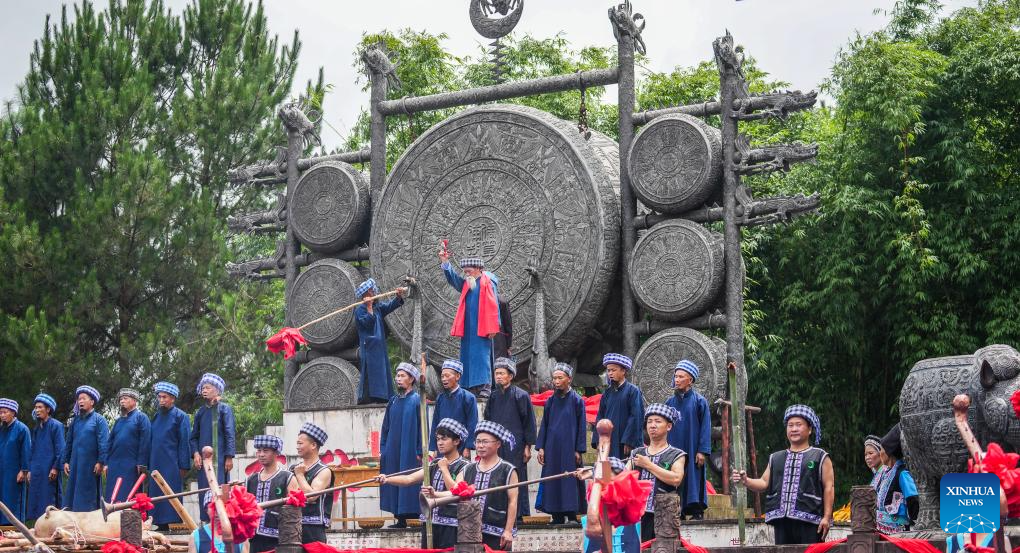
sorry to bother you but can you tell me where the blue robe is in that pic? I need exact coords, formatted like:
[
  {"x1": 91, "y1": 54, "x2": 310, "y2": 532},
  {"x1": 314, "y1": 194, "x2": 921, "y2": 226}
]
[
  {"x1": 592, "y1": 380, "x2": 645, "y2": 459},
  {"x1": 63, "y1": 410, "x2": 110, "y2": 512},
  {"x1": 354, "y1": 296, "x2": 404, "y2": 403},
  {"x1": 429, "y1": 386, "x2": 479, "y2": 451},
  {"x1": 28, "y1": 418, "x2": 65, "y2": 519},
  {"x1": 190, "y1": 402, "x2": 236, "y2": 520},
  {"x1": 149, "y1": 406, "x2": 192, "y2": 525},
  {"x1": 483, "y1": 384, "x2": 537, "y2": 516},
  {"x1": 443, "y1": 262, "x2": 500, "y2": 389},
  {"x1": 379, "y1": 390, "x2": 422, "y2": 517},
  {"x1": 665, "y1": 388, "x2": 711, "y2": 512},
  {"x1": 105, "y1": 409, "x2": 152, "y2": 501},
  {"x1": 0, "y1": 419, "x2": 32, "y2": 524},
  {"x1": 536, "y1": 389, "x2": 587, "y2": 514}
]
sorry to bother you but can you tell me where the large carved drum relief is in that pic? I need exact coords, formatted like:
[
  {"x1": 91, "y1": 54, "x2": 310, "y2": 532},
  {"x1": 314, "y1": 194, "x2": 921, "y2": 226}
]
[{"x1": 369, "y1": 104, "x2": 621, "y2": 365}]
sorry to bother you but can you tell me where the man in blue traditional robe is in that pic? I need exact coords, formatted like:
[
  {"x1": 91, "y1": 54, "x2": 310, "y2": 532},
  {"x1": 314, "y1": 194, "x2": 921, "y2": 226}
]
[
  {"x1": 483, "y1": 357, "x2": 536, "y2": 519},
  {"x1": 189, "y1": 373, "x2": 236, "y2": 522},
  {"x1": 28, "y1": 393, "x2": 64, "y2": 519},
  {"x1": 665, "y1": 359, "x2": 711, "y2": 520},
  {"x1": 105, "y1": 388, "x2": 151, "y2": 502},
  {"x1": 439, "y1": 250, "x2": 501, "y2": 399},
  {"x1": 379, "y1": 362, "x2": 423, "y2": 528},
  {"x1": 63, "y1": 386, "x2": 109, "y2": 512},
  {"x1": 354, "y1": 278, "x2": 406, "y2": 404},
  {"x1": 0, "y1": 398, "x2": 31, "y2": 524},
  {"x1": 536, "y1": 363, "x2": 587, "y2": 524},
  {"x1": 428, "y1": 359, "x2": 479, "y2": 455},
  {"x1": 592, "y1": 353, "x2": 645, "y2": 459},
  {"x1": 149, "y1": 382, "x2": 192, "y2": 530}
]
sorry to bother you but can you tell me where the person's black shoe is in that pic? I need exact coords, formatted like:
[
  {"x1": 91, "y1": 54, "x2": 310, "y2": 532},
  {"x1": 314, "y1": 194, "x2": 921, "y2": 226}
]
[
  {"x1": 387, "y1": 520, "x2": 408, "y2": 529},
  {"x1": 691, "y1": 513, "x2": 704, "y2": 520}
]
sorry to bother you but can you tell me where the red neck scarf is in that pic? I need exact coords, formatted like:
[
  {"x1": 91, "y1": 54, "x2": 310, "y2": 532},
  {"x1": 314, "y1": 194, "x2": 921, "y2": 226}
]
[{"x1": 451, "y1": 272, "x2": 501, "y2": 338}]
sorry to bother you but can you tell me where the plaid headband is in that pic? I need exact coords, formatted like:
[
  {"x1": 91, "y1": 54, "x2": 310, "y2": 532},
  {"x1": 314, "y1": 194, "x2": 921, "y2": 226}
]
[
  {"x1": 356, "y1": 278, "x2": 379, "y2": 297},
  {"x1": 118, "y1": 388, "x2": 141, "y2": 401},
  {"x1": 784, "y1": 404, "x2": 822, "y2": 445},
  {"x1": 494, "y1": 357, "x2": 517, "y2": 376},
  {"x1": 396, "y1": 362, "x2": 421, "y2": 383},
  {"x1": 674, "y1": 359, "x2": 700, "y2": 381},
  {"x1": 459, "y1": 258, "x2": 484, "y2": 269},
  {"x1": 153, "y1": 382, "x2": 180, "y2": 398},
  {"x1": 0, "y1": 398, "x2": 18, "y2": 414},
  {"x1": 552, "y1": 362, "x2": 574, "y2": 378},
  {"x1": 864, "y1": 435, "x2": 883, "y2": 452},
  {"x1": 441, "y1": 359, "x2": 464, "y2": 375},
  {"x1": 76, "y1": 385, "x2": 101, "y2": 404},
  {"x1": 197, "y1": 373, "x2": 226, "y2": 395},
  {"x1": 299, "y1": 422, "x2": 328, "y2": 447},
  {"x1": 475, "y1": 420, "x2": 516, "y2": 451},
  {"x1": 645, "y1": 403, "x2": 680, "y2": 423},
  {"x1": 603, "y1": 353, "x2": 633, "y2": 371},
  {"x1": 253, "y1": 434, "x2": 284, "y2": 452},
  {"x1": 437, "y1": 418, "x2": 469, "y2": 442},
  {"x1": 34, "y1": 393, "x2": 57, "y2": 413}
]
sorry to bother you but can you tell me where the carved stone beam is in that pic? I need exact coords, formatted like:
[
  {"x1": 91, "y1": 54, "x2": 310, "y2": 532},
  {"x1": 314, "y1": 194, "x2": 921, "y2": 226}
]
[
  {"x1": 527, "y1": 265, "x2": 553, "y2": 392},
  {"x1": 740, "y1": 193, "x2": 821, "y2": 227},
  {"x1": 227, "y1": 150, "x2": 371, "y2": 185},
  {"x1": 634, "y1": 311, "x2": 727, "y2": 335},
  {"x1": 227, "y1": 209, "x2": 285, "y2": 234},
  {"x1": 734, "y1": 135, "x2": 818, "y2": 176},
  {"x1": 732, "y1": 90, "x2": 818, "y2": 121}
]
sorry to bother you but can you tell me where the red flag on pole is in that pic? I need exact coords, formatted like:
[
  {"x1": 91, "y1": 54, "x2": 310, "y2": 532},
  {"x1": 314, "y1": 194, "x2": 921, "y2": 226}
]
[{"x1": 266, "y1": 327, "x2": 308, "y2": 359}]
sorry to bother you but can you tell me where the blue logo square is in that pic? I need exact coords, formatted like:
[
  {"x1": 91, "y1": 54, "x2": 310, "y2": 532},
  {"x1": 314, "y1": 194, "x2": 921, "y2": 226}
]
[{"x1": 939, "y1": 473, "x2": 1001, "y2": 533}]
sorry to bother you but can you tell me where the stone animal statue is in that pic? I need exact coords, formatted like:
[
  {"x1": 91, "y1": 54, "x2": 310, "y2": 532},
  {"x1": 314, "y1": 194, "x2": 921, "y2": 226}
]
[
  {"x1": 898, "y1": 344, "x2": 1020, "y2": 530},
  {"x1": 32, "y1": 506, "x2": 168, "y2": 544}
]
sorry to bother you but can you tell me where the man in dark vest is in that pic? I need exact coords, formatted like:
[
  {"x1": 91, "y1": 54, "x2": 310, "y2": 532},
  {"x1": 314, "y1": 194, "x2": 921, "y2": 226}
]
[
  {"x1": 731, "y1": 404, "x2": 834, "y2": 545},
  {"x1": 246, "y1": 435, "x2": 297, "y2": 553},
  {"x1": 291, "y1": 422, "x2": 334, "y2": 544},
  {"x1": 483, "y1": 357, "x2": 536, "y2": 521},
  {"x1": 627, "y1": 403, "x2": 686, "y2": 541}
]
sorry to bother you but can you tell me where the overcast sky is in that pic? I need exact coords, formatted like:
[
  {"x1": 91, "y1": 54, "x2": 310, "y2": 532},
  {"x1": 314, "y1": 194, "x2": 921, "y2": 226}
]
[{"x1": 1, "y1": 0, "x2": 974, "y2": 150}]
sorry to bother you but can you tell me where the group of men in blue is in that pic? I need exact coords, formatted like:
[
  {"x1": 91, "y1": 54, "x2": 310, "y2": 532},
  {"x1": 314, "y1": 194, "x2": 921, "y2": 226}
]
[{"x1": 0, "y1": 372, "x2": 235, "y2": 530}]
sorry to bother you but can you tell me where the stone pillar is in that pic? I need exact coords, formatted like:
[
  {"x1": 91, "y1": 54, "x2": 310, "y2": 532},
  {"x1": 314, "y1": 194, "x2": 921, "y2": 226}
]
[
  {"x1": 455, "y1": 501, "x2": 485, "y2": 553},
  {"x1": 652, "y1": 494, "x2": 681, "y2": 553},
  {"x1": 848, "y1": 486, "x2": 878, "y2": 553},
  {"x1": 276, "y1": 504, "x2": 304, "y2": 553},
  {"x1": 119, "y1": 510, "x2": 143, "y2": 548}
]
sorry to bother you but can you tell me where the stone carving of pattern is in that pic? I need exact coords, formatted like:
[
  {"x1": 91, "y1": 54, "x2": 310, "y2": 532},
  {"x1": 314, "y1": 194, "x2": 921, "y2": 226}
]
[
  {"x1": 291, "y1": 162, "x2": 368, "y2": 253},
  {"x1": 628, "y1": 113, "x2": 722, "y2": 214},
  {"x1": 290, "y1": 259, "x2": 361, "y2": 351},
  {"x1": 287, "y1": 357, "x2": 360, "y2": 411}
]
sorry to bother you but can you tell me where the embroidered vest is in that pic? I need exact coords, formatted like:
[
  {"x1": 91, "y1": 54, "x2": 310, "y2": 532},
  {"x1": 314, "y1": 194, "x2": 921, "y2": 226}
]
[
  {"x1": 631, "y1": 445, "x2": 686, "y2": 512},
  {"x1": 763, "y1": 447, "x2": 828, "y2": 525},
  {"x1": 289, "y1": 461, "x2": 334, "y2": 527},
  {"x1": 246, "y1": 467, "x2": 293, "y2": 537},
  {"x1": 419, "y1": 457, "x2": 470, "y2": 527},
  {"x1": 463, "y1": 460, "x2": 517, "y2": 537}
]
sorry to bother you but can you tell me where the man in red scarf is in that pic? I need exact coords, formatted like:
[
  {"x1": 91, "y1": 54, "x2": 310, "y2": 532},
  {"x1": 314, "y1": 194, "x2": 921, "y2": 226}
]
[{"x1": 439, "y1": 249, "x2": 501, "y2": 398}]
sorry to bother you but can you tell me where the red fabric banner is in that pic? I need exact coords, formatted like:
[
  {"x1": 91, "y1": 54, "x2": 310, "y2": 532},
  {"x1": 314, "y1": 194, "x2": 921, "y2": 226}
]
[
  {"x1": 530, "y1": 391, "x2": 602, "y2": 424},
  {"x1": 451, "y1": 273, "x2": 500, "y2": 338}
]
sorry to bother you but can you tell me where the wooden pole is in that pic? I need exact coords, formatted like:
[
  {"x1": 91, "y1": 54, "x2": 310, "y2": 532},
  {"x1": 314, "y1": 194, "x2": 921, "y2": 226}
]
[
  {"x1": 0, "y1": 501, "x2": 54, "y2": 553},
  {"x1": 202, "y1": 447, "x2": 234, "y2": 552},
  {"x1": 420, "y1": 352, "x2": 434, "y2": 549},
  {"x1": 151, "y1": 470, "x2": 198, "y2": 531}
]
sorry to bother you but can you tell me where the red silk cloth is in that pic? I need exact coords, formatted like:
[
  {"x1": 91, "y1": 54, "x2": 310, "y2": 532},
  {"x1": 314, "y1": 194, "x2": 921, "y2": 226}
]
[
  {"x1": 451, "y1": 273, "x2": 500, "y2": 338},
  {"x1": 287, "y1": 489, "x2": 307, "y2": 507},
  {"x1": 530, "y1": 391, "x2": 602, "y2": 424},
  {"x1": 207, "y1": 486, "x2": 263, "y2": 543},
  {"x1": 130, "y1": 493, "x2": 154, "y2": 520},
  {"x1": 968, "y1": 442, "x2": 1020, "y2": 517},
  {"x1": 600, "y1": 469, "x2": 653, "y2": 527},
  {"x1": 451, "y1": 481, "x2": 476, "y2": 498},
  {"x1": 266, "y1": 327, "x2": 307, "y2": 359}
]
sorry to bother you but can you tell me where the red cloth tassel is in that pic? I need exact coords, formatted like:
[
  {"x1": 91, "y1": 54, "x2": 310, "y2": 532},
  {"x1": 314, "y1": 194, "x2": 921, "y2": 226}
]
[
  {"x1": 451, "y1": 273, "x2": 501, "y2": 338},
  {"x1": 879, "y1": 533, "x2": 944, "y2": 553},
  {"x1": 266, "y1": 327, "x2": 308, "y2": 359},
  {"x1": 208, "y1": 486, "x2": 263, "y2": 543},
  {"x1": 804, "y1": 537, "x2": 846, "y2": 553},
  {"x1": 601, "y1": 469, "x2": 653, "y2": 527},
  {"x1": 451, "y1": 481, "x2": 476, "y2": 498},
  {"x1": 1012, "y1": 389, "x2": 1020, "y2": 420},
  {"x1": 286, "y1": 489, "x2": 307, "y2": 507},
  {"x1": 101, "y1": 542, "x2": 143, "y2": 553},
  {"x1": 968, "y1": 442, "x2": 1020, "y2": 517},
  {"x1": 130, "y1": 493, "x2": 155, "y2": 521}
]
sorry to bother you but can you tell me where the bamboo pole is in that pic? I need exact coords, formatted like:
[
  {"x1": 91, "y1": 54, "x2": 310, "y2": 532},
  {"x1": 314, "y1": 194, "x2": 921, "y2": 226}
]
[
  {"x1": 150, "y1": 470, "x2": 198, "y2": 531},
  {"x1": 419, "y1": 352, "x2": 433, "y2": 548}
]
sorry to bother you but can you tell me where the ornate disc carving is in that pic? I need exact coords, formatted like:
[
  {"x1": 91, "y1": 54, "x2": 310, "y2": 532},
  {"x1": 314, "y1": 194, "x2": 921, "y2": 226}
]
[
  {"x1": 630, "y1": 219, "x2": 724, "y2": 321},
  {"x1": 468, "y1": 0, "x2": 524, "y2": 40},
  {"x1": 290, "y1": 259, "x2": 361, "y2": 351},
  {"x1": 628, "y1": 113, "x2": 722, "y2": 214},
  {"x1": 291, "y1": 161, "x2": 369, "y2": 253},
  {"x1": 369, "y1": 104, "x2": 620, "y2": 366},
  {"x1": 287, "y1": 356, "x2": 360, "y2": 411},
  {"x1": 632, "y1": 328, "x2": 726, "y2": 405}
]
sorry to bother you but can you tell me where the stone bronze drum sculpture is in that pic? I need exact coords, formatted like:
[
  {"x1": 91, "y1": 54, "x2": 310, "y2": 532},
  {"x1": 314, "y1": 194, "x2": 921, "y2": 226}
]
[
  {"x1": 631, "y1": 327, "x2": 731, "y2": 405},
  {"x1": 628, "y1": 113, "x2": 722, "y2": 214},
  {"x1": 290, "y1": 258, "x2": 363, "y2": 351},
  {"x1": 369, "y1": 104, "x2": 621, "y2": 368},
  {"x1": 288, "y1": 356, "x2": 361, "y2": 411},
  {"x1": 290, "y1": 161, "x2": 370, "y2": 253}
]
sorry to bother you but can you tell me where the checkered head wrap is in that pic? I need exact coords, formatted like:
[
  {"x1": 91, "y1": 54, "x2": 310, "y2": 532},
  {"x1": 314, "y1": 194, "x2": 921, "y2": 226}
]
[
  {"x1": 608, "y1": 457, "x2": 626, "y2": 474},
  {"x1": 0, "y1": 398, "x2": 18, "y2": 414},
  {"x1": 300, "y1": 422, "x2": 328, "y2": 447},
  {"x1": 153, "y1": 382, "x2": 180, "y2": 398},
  {"x1": 396, "y1": 362, "x2": 421, "y2": 383},
  {"x1": 437, "y1": 418, "x2": 469, "y2": 443},
  {"x1": 494, "y1": 357, "x2": 517, "y2": 376},
  {"x1": 459, "y1": 258, "x2": 484, "y2": 269},
  {"x1": 645, "y1": 403, "x2": 680, "y2": 423},
  {"x1": 602, "y1": 353, "x2": 633, "y2": 371},
  {"x1": 356, "y1": 278, "x2": 379, "y2": 297},
  {"x1": 441, "y1": 359, "x2": 464, "y2": 375},
  {"x1": 552, "y1": 363, "x2": 574, "y2": 378},
  {"x1": 674, "y1": 359, "x2": 700, "y2": 382},
  {"x1": 475, "y1": 420, "x2": 516, "y2": 451},
  {"x1": 784, "y1": 404, "x2": 822, "y2": 445},
  {"x1": 253, "y1": 434, "x2": 284, "y2": 452},
  {"x1": 197, "y1": 373, "x2": 225, "y2": 395},
  {"x1": 34, "y1": 393, "x2": 57, "y2": 413},
  {"x1": 118, "y1": 388, "x2": 141, "y2": 402},
  {"x1": 864, "y1": 435, "x2": 883, "y2": 453}
]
